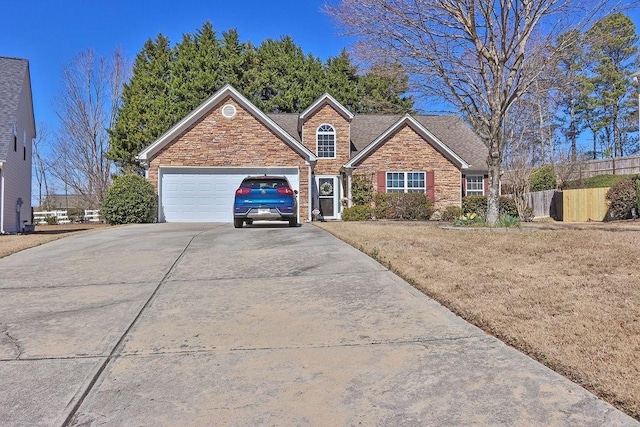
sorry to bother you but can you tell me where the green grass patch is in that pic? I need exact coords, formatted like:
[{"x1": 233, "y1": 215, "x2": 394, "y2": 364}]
[{"x1": 564, "y1": 174, "x2": 638, "y2": 189}]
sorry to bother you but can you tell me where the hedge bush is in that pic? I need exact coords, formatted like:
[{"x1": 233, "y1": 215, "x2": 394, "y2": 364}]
[
  {"x1": 462, "y1": 195, "x2": 519, "y2": 218},
  {"x1": 342, "y1": 205, "x2": 373, "y2": 221},
  {"x1": 462, "y1": 195, "x2": 488, "y2": 218},
  {"x1": 68, "y1": 207, "x2": 84, "y2": 222},
  {"x1": 441, "y1": 205, "x2": 463, "y2": 221},
  {"x1": 606, "y1": 178, "x2": 638, "y2": 220},
  {"x1": 351, "y1": 174, "x2": 374, "y2": 206},
  {"x1": 373, "y1": 193, "x2": 433, "y2": 220},
  {"x1": 563, "y1": 174, "x2": 640, "y2": 190},
  {"x1": 101, "y1": 174, "x2": 157, "y2": 225},
  {"x1": 530, "y1": 165, "x2": 557, "y2": 191},
  {"x1": 499, "y1": 196, "x2": 518, "y2": 217}
]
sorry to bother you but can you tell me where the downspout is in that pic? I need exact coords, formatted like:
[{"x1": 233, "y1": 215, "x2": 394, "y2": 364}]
[
  {"x1": 306, "y1": 160, "x2": 316, "y2": 222},
  {"x1": 0, "y1": 162, "x2": 5, "y2": 234}
]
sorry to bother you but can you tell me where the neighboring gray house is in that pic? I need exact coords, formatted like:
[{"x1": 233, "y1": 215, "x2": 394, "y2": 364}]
[{"x1": 0, "y1": 57, "x2": 35, "y2": 233}]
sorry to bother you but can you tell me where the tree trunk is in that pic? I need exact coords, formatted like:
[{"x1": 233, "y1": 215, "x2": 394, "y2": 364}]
[{"x1": 487, "y1": 156, "x2": 501, "y2": 226}]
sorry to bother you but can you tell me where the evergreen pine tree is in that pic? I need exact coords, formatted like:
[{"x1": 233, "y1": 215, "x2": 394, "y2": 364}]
[
  {"x1": 585, "y1": 13, "x2": 639, "y2": 157},
  {"x1": 170, "y1": 21, "x2": 223, "y2": 120},
  {"x1": 358, "y1": 62, "x2": 413, "y2": 114},
  {"x1": 220, "y1": 29, "x2": 248, "y2": 88},
  {"x1": 108, "y1": 23, "x2": 416, "y2": 170},
  {"x1": 108, "y1": 34, "x2": 173, "y2": 173},
  {"x1": 324, "y1": 50, "x2": 359, "y2": 112}
]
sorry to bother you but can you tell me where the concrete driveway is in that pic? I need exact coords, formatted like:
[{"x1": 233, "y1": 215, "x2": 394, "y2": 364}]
[{"x1": 0, "y1": 223, "x2": 636, "y2": 426}]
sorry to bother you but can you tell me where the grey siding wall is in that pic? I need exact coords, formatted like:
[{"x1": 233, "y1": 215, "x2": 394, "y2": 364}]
[{"x1": 2, "y1": 72, "x2": 34, "y2": 233}]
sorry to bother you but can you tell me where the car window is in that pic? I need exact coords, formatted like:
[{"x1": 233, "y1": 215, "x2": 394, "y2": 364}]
[{"x1": 240, "y1": 179, "x2": 289, "y2": 189}]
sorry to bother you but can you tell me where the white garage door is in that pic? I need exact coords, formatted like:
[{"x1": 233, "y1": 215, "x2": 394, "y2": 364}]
[{"x1": 160, "y1": 167, "x2": 300, "y2": 222}]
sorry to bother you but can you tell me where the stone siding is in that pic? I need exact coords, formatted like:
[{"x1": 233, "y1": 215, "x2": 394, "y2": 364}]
[{"x1": 301, "y1": 104, "x2": 350, "y2": 176}]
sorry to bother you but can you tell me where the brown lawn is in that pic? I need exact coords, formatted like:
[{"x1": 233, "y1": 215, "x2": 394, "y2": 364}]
[
  {"x1": 0, "y1": 223, "x2": 109, "y2": 259},
  {"x1": 316, "y1": 220, "x2": 640, "y2": 421}
]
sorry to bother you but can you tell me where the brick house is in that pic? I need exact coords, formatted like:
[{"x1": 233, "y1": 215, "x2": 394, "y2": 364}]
[{"x1": 138, "y1": 84, "x2": 488, "y2": 223}]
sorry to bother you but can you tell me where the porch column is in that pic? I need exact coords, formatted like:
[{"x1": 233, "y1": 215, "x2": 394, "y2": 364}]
[
  {"x1": 307, "y1": 160, "x2": 317, "y2": 222},
  {"x1": 344, "y1": 167, "x2": 354, "y2": 208}
]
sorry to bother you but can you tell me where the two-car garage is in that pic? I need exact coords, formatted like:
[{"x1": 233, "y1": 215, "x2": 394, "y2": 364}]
[{"x1": 159, "y1": 167, "x2": 300, "y2": 223}]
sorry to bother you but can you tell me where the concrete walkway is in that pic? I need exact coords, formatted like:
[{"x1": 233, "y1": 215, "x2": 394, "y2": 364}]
[{"x1": 0, "y1": 223, "x2": 636, "y2": 426}]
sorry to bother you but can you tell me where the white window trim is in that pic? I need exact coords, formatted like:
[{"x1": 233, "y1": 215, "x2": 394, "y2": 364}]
[
  {"x1": 465, "y1": 175, "x2": 484, "y2": 196},
  {"x1": 316, "y1": 123, "x2": 336, "y2": 159},
  {"x1": 386, "y1": 171, "x2": 426, "y2": 193}
]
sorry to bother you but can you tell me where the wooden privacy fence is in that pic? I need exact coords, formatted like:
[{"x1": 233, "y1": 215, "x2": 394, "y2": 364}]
[
  {"x1": 526, "y1": 189, "x2": 557, "y2": 218},
  {"x1": 559, "y1": 187, "x2": 610, "y2": 222},
  {"x1": 577, "y1": 155, "x2": 640, "y2": 178},
  {"x1": 516, "y1": 188, "x2": 609, "y2": 221}
]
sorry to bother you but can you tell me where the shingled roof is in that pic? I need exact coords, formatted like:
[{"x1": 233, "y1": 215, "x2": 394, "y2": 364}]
[
  {"x1": 0, "y1": 57, "x2": 30, "y2": 162},
  {"x1": 270, "y1": 112, "x2": 489, "y2": 173}
]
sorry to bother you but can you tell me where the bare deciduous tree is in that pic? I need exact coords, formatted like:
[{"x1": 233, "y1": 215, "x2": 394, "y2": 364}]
[
  {"x1": 327, "y1": 0, "x2": 626, "y2": 224},
  {"x1": 503, "y1": 98, "x2": 537, "y2": 219},
  {"x1": 554, "y1": 147, "x2": 586, "y2": 188},
  {"x1": 50, "y1": 48, "x2": 128, "y2": 208},
  {"x1": 32, "y1": 122, "x2": 53, "y2": 208}
]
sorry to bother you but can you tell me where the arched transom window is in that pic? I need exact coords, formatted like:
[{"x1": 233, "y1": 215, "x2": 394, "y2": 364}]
[{"x1": 316, "y1": 124, "x2": 336, "y2": 158}]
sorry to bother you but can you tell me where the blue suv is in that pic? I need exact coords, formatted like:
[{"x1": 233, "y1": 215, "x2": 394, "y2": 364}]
[{"x1": 233, "y1": 176, "x2": 298, "y2": 228}]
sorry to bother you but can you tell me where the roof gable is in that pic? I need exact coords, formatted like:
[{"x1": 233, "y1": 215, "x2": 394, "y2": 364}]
[
  {"x1": 0, "y1": 57, "x2": 31, "y2": 162},
  {"x1": 298, "y1": 93, "x2": 353, "y2": 132},
  {"x1": 138, "y1": 85, "x2": 317, "y2": 162},
  {"x1": 345, "y1": 114, "x2": 470, "y2": 169}
]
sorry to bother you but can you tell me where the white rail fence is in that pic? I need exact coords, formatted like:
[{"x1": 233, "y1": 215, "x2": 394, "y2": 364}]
[
  {"x1": 33, "y1": 210, "x2": 71, "y2": 225},
  {"x1": 33, "y1": 209, "x2": 101, "y2": 225}
]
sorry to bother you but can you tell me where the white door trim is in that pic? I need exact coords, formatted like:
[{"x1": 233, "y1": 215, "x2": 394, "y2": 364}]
[{"x1": 314, "y1": 175, "x2": 341, "y2": 220}]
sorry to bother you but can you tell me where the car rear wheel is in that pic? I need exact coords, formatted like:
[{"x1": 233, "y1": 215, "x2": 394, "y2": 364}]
[
  {"x1": 233, "y1": 218, "x2": 243, "y2": 228},
  {"x1": 288, "y1": 217, "x2": 297, "y2": 227}
]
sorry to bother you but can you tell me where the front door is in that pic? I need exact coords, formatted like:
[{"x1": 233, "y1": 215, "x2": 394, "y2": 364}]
[{"x1": 316, "y1": 176, "x2": 340, "y2": 219}]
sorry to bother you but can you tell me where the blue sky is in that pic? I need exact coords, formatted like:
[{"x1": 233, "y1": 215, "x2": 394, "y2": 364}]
[
  {"x1": 3, "y1": 1, "x2": 640, "y2": 166},
  {"x1": 0, "y1": 0, "x2": 350, "y2": 131},
  {"x1": 3, "y1": 1, "x2": 640, "y2": 135}
]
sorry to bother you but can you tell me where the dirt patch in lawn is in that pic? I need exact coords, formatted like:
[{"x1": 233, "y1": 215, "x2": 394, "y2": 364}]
[
  {"x1": 317, "y1": 220, "x2": 640, "y2": 420},
  {"x1": 0, "y1": 224, "x2": 110, "y2": 259}
]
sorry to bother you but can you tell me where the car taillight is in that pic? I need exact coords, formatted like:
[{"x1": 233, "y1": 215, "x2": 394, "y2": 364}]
[
  {"x1": 235, "y1": 188, "x2": 251, "y2": 195},
  {"x1": 277, "y1": 187, "x2": 294, "y2": 195}
]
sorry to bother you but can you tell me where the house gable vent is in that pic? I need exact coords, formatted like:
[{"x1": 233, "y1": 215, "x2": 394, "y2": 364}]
[{"x1": 221, "y1": 104, "x2": 237, "y2": 119}]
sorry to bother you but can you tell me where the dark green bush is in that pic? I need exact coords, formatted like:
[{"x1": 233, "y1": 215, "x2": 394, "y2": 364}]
[
  {"x1": 68, "y1": 207, "x2": 84, "y2": 222},
  {"x1": 373, "y1": 193, "x2": 433, "y2": 220},
  {"x1": 606, "y1": 178, "x2": 638, "y2": 220},
  {"x1": 499, "y1": 196, "x2": 518, "y2": 217},
  {"x1": 462, "y1": 195, "x2": 488, "y2": 218},
  {"x1": 462, "y1": 195, "x2": 519, "y2": 219},
  {"x1": 101, "y1": 174, "x2": 157, "y2": 225},
  {"x1": 563, "y1": 174, "x2": 639, "y2": 190},
  {"x1": 342, "y1": 205, "x2": 373, "y2": 221},
  {"x1": 441, "y1": 205, "x2": 463, "y2": 221},
  {"x1": 351, "y1": 174, "x2": 373, "y2": 206},
  {"x1": 530, "y1": 165, "x2": 557, "y2": 191}
]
